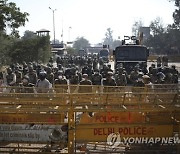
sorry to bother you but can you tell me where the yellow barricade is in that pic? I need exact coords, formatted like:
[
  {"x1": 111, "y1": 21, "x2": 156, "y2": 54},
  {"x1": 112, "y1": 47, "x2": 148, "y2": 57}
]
[
  {"x1": 76, "y1": 124, "x2": 173, "y2": 142},
  {"x1": 0, "y1": 84, "x2": 179, "y2": 153}
]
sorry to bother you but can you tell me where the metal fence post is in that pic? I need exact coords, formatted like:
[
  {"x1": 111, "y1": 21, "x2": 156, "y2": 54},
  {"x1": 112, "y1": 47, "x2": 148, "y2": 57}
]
[{"x1": 68, "y1": 95, "x2": 75, "y2": 153}]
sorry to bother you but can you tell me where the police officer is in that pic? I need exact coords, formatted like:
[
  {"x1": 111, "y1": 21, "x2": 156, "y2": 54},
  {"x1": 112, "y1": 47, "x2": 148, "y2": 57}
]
[
  {"x1": 27, "y1": 65, "x2": 37, "y2": 85},
  {"x1": 100, "y1": 64, "x2": 109, "y2": 78},
  {"x1": 54, "y1": 71, "x2": 68, "y2": 93},
  {"x1": 81, "y1": 64, "x2": 88, "y2": 75},
  {"x1": 149, "y1": 68, "x2": 157, "y2": 84},
  {"x1": 115, "y1": 71, "x2": 127, "y2": 86},
  {"x1": 162, "y1": 56, "x2": 168, "y2": 67},
  {"x1": 86, "y1": 64, "x2": 94, "y2": 80},
  {"x1": 56, "y1": 56, "x2": 62, "y2": 66},
  {"x1": 69, "y1": 71, "x2": 79, "y2": 93},
  {"x1": 18, "y1": 75, "x2": 34, "y2": 93},
  {"x1": 35, "y1": 71, "x2": 52, "y2": 93},
  {"x1": 91, "y1": 70, "x2": 102, "y2": 85},
  {"x1": 0, "y1": 72, "x2": 5, "y2": 93},
  {"x1": 129, "y1": 65, "x2": 139, "y2": 85},
  {"x1": 78, "y1": 74, "x2": 92, "y2": 93},
  {"x1": 46, "y1": 67, "x2": 54, "y2": 85},
  {"x1": 134, "y1": 72, "x2": 145, "y2": 87},
  {"x1": 102, "y1": 72, "x2": 117, "y2": 92},
  {"x1": 155, "y1": 72, "x2": 165, "y2": 84},
  {"x1": 93, "y1": 57, "x2": 98, "y2": 70},
  {"x1": 171, "y1": 65, "x2": 179, "y2": 83},
  {"x1": 91, "y1": 70, "x2": 102, "y2": 93},
  {"x1": 14, "y1": 66, "x2": 22, "y2": 86},
  {"x1": 143, "y1": 75, "x2": 152, "y2": 85},
  {"x1": 157, "y1": 56, "x2": 162, "y2": 67},
  {"x1": 6, "y1": 67, "x2": 16, "y2": 86}
]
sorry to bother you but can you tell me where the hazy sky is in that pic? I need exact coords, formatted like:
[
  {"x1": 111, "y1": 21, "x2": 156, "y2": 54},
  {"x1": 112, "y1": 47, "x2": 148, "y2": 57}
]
[{"x1": 9, "y1": 0, "x2": 175, "y2": 44}]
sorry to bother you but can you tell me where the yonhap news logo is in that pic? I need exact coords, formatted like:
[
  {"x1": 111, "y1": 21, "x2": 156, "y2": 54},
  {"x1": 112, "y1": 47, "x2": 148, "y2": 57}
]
[
  {"x1": 107, "y1": 133, "x2": 121, "y2": 148},
  {"x1": 107, "y1": 133, "x2": 180, "y2": 148}
]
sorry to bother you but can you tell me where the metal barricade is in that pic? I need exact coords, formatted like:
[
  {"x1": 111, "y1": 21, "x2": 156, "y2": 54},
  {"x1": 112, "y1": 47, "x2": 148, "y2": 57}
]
[{"x1": 0, "y1": 85, "x2": 179, "y2": 153}]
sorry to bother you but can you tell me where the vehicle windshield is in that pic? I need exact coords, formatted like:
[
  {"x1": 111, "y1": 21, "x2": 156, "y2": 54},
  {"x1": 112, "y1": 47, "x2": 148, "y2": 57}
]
[
  {"x1": 99, "y1": 49, "x2": 109, "y2": 57},
  {"x1": 115, "y1": 46, "x2": 147, "y2": 61}
]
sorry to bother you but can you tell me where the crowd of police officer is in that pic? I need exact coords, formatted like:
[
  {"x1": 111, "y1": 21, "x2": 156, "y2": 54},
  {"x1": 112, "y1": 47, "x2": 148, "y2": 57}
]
[{"x1": 0, "y1": 54, "x2": 179, "y2": 93}]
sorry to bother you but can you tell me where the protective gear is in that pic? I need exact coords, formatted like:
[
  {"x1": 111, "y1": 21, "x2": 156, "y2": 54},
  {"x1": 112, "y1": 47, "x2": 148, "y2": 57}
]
[
  {"x1": 23, "y1": 75, "x2": 29, "y2": 81},
  {"x1": 39, "y1": 71, "x2": 47, "y2": 81},
  {"x1": 7, "y1": 68, "x2": 12, "y2": 74}
]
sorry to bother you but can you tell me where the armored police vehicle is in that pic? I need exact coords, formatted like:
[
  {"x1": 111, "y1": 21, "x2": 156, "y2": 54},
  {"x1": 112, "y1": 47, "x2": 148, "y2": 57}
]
[{"x1": 113, "y1": 36, "x2": 149, "y2": 73}]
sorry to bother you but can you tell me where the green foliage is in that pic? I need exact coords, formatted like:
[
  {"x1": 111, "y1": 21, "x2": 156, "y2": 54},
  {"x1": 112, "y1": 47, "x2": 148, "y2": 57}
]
[
  {"x1": 144, "y1": 1, "x2": 180, "y2": 54},
  {"x1": 166, "y1": 26, "x2": 180, "y2": 53},
  {"x1": 145, "y1": 33, "x2": 167, "y2": 54},
  {"x1": 144, "y1": 24, "x2": 180, "y2": 54},
  {"x1": 66, "y1": 47, "x2": 77, "y2": 55},
  {"x1": 172, "y1": 0, "x2": 180, "y2": 28},
  {"x1": 37, "y1": 36, "x2": 51, "y2": 63},
  {"x1": 8, "y1": 35, "x2": 51, "y2": 64},
  {"x1": 73, "y1": 37, "x2": 90, "y2": 51},
  {"x1": 0, "y1": 1, "x2": 51, "y2": 66},
  {"x1": 150, "y1": 17, "x2": 165, "y2": 36},
  {"x1": 21, "y1": 30, "x2": 36, "y2": 40},
  {"x1": 0, "y1": 0, "x2": 29, "y2": 37},
  {"x1": 0, "y1": 32, "x2": 13, "y2": 66},
  {"x1": 145, "y1": 17, "x2": 166, "y2": 54}
]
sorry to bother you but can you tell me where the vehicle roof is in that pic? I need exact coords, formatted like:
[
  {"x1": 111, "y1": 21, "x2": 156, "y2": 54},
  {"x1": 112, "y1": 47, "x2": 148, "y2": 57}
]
[{"x1": 115, "y1": 45, "x2": 147, "y2": 49}]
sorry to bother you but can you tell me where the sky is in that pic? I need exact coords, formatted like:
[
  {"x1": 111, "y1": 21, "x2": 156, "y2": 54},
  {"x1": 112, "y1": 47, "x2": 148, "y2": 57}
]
[{"x1": 9, "y1": 0, "x2": 176, "y2": 45}]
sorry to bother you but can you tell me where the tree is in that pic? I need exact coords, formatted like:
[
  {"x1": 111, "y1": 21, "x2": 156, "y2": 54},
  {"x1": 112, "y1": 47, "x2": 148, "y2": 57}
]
[
  {"x1": 0, "y1": 31, "x2": 13, "y2": 66},
  {"x1": 73, "y1": 37, "x2": 90, "y2": 51},
  {"x1": 167, "y1": 0, "x2": 180, "y2": 54},
  {"x1": 150, "y1": 17, "x2": 165, "y2": 36},
  {"x1": 143, "y1": 18, "x2": 166, "y2": 54},
  {"x1": 0, "y1": 0, "x2": 29, "y2": 37},
  {"x1": 37, "y1": 35, "x2": 51, "y2": 63},
  {"x1": 144, "y1": 1, "x2": 180, "y2": 55},
  {"x1": 21, "y1": 30, "x2": 36, "y2": 40},
  {"x1": 112, "y1": 40, "x2": 121, "y2": 49},
  {"x1": 132, "y1": 20, "x2": 144, "y2": 36},
  {"x1": 66, "y1": 47, "x2": 77, "y2": 55},
  {"x1": 103, "y1": 28, "x2": 113, "y2": 49},
  {"x1": 166, "y1": 25, "x2": 180, "y2": 54},
  {"x1": 144, "y1": 18, "x2": 180, "y2": 55},
  {"x1": 144, "y1": 33, "x2": 168, "y2": 54},
  {"x1": 8, "y1": 35, "x2": 51, "y2": 63},
  {"x1": 169, "y1": 0, "x2": 180, "y2": 28}
]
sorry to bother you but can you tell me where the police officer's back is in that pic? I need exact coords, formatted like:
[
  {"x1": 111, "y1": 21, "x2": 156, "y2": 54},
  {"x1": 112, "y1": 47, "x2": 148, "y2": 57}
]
[
  {"x1": 78, "y1": 74, "x2": 92, "y2": 93},
  {"x1": 92, "y1": 70, "x2": 102, "y2": 85},
  {"x1": 102, "y1": 72, "x2": 116, "y2": 92}
]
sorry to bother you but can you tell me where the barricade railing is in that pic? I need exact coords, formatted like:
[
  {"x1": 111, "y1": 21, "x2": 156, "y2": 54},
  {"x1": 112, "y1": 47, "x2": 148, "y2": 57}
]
[
  {"x1": 1, "y1": 83, "x2": 179, "y2": 93},
  {"x1": 0, "y1": 84, "x2": 179, "y2": 153}
]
